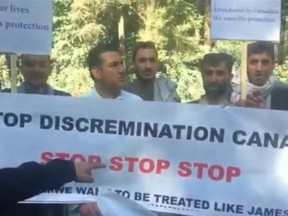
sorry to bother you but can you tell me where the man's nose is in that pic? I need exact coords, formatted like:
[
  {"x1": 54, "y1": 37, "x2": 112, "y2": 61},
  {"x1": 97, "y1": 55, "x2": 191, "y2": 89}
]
[
  {"x1": 211, "y1": 73, "x2": 217, "y2": 82},
  {"x1": 145, "y1": 60, "x2": 153, "y2": 69},
  {"x1": 256, "y1": 62, "x2": 263, "y2": 72},
  {"x1": 118, "y1": 64, "x2": 125, "y2": 74}
]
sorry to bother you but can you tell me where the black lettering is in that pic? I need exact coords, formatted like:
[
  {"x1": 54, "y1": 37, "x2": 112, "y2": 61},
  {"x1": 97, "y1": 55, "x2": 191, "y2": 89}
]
[
  {"x1": 62, "y1": 116, "x2": 74, "y2": 131},
  {"x1": 173, "y1": 125, "x2": 186, "y2": 139},
  {"x1": 247, "y1": 132, "x2": 262, "y2": 147},
  {"x1": 75, "y1": 118, "x2": 89, "y2": 132},
  {"x1": 186, "y1": 126, "x2": 193, "y2": 140},
  {"x1": 119, "y1": 121, "x2": 135, "y2": 136},
  {"x1": 76, "y1": 187, "x2": 87, "y2": 194},
  {"x1": 54, "y1": 116, "x2": 60, "y2": 130},
  {"x1": 40, "y1": 115, "x2": 53, "y2": 129},
  {"x1": 202, "y1": 201, "x2": 210, "y2": 209},
  {"x1": 136, "y1": 122, "x2": 142, "y2": 136},
  {"x1": 19, "y1": 114, "x2": 32, "y2": 127},
  {"x1": 178, "y1": 197, "x2": 186, "y2": 207},
  {"x1": 162, "y1": 195, "x2": 169, "y2": 204},
  {"x1": 170, "y1": 196, "x2": 177, "y2": 205},
  {"x1": 154, "y1": 194, "x2": 161, "y2": 203},
  {"x1": 143, "y1": 122, "x2": 158, "y2": 137},
  {"x1": 105, "y1": 119, "x2": 117, "y2": 134},
  {"x1": 233, "y1": 130, "x2": 246, "y2": 145},
  {"x1": 194, "y1": 127, "x2": 208, "y2": 141},
  {"x1": 264, "y1": 133, "x2": 279, "y2": 148},
  {"x1": 4, "y1": 113, "x2": 18, "y2": 127},
  {"x1": 158, "y1": 124, "x2": 172, "y2": 139},
  {"x1": 90, "y1": 119, "x2": 103, "y2": 133},
  {"x1": 210, "y1": 128, "x2": 224, "y2": 143},
  {"x1": 280, "y1": 136, "x2": 288, "y2": 149}
]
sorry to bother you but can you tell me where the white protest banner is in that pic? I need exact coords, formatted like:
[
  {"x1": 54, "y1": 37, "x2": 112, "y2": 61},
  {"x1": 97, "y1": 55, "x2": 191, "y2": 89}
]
[
  {"x1": 0, "y1": 0, "x2": 52, "y2": 54},
  {"x1": 1, "y1": 93, "x2": 288, "y2": 216},
  {"x1": 211, "y1": 0, "x2": 281, "y2": 42}
]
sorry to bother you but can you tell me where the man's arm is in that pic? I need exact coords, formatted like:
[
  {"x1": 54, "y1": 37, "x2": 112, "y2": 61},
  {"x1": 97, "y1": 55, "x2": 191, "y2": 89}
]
[{"x1": 0, "y1": 159, "x2": 104, "y2": 209}]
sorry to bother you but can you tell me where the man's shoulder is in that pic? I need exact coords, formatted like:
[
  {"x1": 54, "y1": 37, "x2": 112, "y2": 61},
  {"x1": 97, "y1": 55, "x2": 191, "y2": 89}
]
[
  {"x1": 156, "y1": 77, "x2": 177, "y2": 89},
  {"x1": 0, "y1": 88, "x2": 71, "y2": 96},
  {"x1": 53, "y1": 89, "x2": 71, "y2": 96},
  {"x1": 187, "y1": 100, "x2": 200, "y2": 104},
  {"x1": 121, "y1": 90, "x2": 143, "y2": 101},
  {"x1": 273, "y1": 80, "x2": 288, "y2": 90},
  {"x1": 0, "y1": 88, "x2": 11, "y2": 93}
]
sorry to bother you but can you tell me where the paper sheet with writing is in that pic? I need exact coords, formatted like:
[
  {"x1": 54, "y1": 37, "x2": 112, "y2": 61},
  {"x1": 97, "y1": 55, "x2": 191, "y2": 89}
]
[
  {"x1": 0, "y1": 0, "x2": 52, "y2": 54},
  {"x1": 211, "y1": 0, "x2": 281, "y2": 41}
]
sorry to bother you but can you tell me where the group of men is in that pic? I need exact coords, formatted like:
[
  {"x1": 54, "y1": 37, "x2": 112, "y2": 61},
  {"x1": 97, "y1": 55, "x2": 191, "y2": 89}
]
[
  {"x1": 1, "y1": 39, "x2": 288, "y2": 216},
  {"x1": 196, "y1": 41, "x2": 288, "y2": 110},
  {"x1": 3, "y1": 40, "x2": 287, "y2": 110}
]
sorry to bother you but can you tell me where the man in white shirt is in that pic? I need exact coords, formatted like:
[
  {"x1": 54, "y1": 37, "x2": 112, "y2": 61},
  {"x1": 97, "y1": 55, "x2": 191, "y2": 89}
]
[
  {"x1": 71, "y1": 39, "x2": 141, "y2": 216},
  {"x1": 85, "y1": 39, "x2": 142, "y2": 101}
]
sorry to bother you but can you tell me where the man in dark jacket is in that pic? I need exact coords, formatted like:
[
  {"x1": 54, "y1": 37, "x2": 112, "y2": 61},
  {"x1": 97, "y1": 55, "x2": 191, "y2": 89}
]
[{"x1": 0, "y1": 159, "x2": 104, "y2": 215}]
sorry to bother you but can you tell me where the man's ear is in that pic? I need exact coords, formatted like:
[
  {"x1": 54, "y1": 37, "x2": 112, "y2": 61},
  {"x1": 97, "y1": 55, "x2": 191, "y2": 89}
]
[{"x1": 90, "y1": 67, "x2": 102, "y2": 80}]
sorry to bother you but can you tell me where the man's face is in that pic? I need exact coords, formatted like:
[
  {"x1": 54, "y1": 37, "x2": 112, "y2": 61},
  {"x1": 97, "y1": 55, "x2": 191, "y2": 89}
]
[
  {"x1": 92, "y1": 51, "x2": 125, "y2": 89},
  {"x1": 247, "y1": 53, "x2": 275, "y2": 86},
  {"x1": 202, "y1": 62, "x2": 232, "y2": 98},
  {"x1": 21, "y1": 55, "x2": 51, "y2": 88},
  {"x1": 134, "y1": 48, "x2": 158, "y2": 80}
]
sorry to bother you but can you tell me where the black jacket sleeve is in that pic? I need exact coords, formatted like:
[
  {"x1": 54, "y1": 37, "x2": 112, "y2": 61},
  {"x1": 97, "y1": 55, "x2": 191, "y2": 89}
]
[{"x1": 0, "y1": 159, "x2": 76, "y2": 209}]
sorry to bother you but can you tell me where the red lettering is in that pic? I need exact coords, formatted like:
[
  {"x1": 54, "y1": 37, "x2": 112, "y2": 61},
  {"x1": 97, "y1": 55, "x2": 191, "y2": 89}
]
[
  {"x1": 41, "y1": 152, "x2": 53, "y2": 162},
  {"x1": 156, "y1": 160, "x2": 170, "y2": 174},
  {"x1": 194, "y1": 163, "x2": 208, "y2": 179},
  {"x1": 110, "y1": 156, "x2": 123, "y2": 171},
  {"x1": 177, "y1": 162, "x2": 192, "y2": 177},
  {"x1": 139, "y1": 158, "x2": 154, "y2": 173},
  {"x1": 208, "y1": 165, "x2": 225, "y2": 181},
  {"x1": 41, "y1": 152, "x2": 102, "y2": 164},
  {"x1": 226, "y1": 166, "x2": 241, "y2": 182},
  {"x1": 88, "y1": 155, "x2": 102, "y2": 164},
  {"x1": 71, "y1": 154, "x2": 86, "y2": 162},
  {"x1": 55, "y1": 152, "x2": 70, "y2": 160},
  {"x1": 125, "y1": 157, "x2": 139, "y2": 172}
]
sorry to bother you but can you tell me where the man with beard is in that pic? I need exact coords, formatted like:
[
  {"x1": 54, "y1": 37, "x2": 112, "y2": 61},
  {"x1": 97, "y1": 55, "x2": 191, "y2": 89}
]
[
  {"x1": 125, "y1": 41, "x2": 180, "y2": 102},
  {"x1": 192, "y1": 53, "x2": 234, "y2": 105},
  {"x1": 1, "y1": 54, "x2": 70, "y2": 96}
]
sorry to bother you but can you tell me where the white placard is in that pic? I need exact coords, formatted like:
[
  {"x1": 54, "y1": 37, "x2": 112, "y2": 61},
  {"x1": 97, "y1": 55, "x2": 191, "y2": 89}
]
[
  {"x1": 211, "y1": 0, "x2": 281, "y2": 41},
  {"x1": 0, "y1": 0, "x2": 52, "y2": 54}
]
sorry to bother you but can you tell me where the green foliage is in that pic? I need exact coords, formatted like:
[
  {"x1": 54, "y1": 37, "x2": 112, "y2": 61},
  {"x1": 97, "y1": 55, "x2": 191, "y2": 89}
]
[
  {"x1": 1, "y1": 0, "x2": 287, "y2": 99},
  {"x1": 275, "y1": 61, "x2": 288, "y2": 83},
  {"x1": 0, "y1": 55, "x2": 10, "y2": 89}
]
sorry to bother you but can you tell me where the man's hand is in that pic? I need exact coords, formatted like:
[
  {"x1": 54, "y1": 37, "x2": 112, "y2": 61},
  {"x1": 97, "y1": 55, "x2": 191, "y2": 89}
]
[
  {"x1": 74, "y1": 162, "x2": 105, "y2": 183},
  {"x1": 234, "y1": 91, "x2": 265, "y2": 108},
  {"x1": 79, "y1": 203, "x2": 102, "y2": 216}
]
